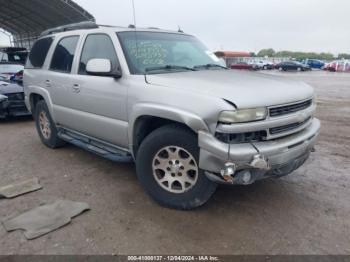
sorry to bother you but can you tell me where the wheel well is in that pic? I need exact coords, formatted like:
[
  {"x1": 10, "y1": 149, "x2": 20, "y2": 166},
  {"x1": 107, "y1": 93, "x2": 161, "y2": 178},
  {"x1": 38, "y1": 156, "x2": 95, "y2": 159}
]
[
  {"x1": 30, "y1": 93, "x2": 44, "y2": 113},
  {"x1": 132, "y1": 116, "x2": 194, "y2": 157}
]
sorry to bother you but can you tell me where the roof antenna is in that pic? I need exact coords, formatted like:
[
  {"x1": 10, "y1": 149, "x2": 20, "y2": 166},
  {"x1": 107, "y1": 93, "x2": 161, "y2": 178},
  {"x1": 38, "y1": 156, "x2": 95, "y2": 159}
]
[
  {"x1": 178, "y1": 25, "x2": 184, "y2": 33},
  {"x1": 131, "y1": 0, "x2": 137, "y2": 28}
]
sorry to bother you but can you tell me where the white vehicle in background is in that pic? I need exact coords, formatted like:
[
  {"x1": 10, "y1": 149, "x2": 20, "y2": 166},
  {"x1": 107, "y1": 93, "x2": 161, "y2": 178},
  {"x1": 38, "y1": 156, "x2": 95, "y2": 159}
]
[
  {"x1": 0, "y1": 63, "x2": 24, "y2": 81},
  {"x1": 251, "y1": 60, "x2": 274, "y2": 70},
  {"x1": 0, "y1": 47, "x2": 27, "y2": 81}
]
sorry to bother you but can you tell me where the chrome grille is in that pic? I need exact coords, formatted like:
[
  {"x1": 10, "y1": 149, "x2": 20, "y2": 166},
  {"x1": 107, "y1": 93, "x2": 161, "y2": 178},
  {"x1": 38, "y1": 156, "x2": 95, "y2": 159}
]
[
  {"x1": 5, "y1": 93, "x2": 24, "y2": 101},
  {"x1": 270, "y1": 117, "x2": 311, "y2": 135},
  {"x1": 269, "y1": 100, "x2": 312, "y2": 117}
]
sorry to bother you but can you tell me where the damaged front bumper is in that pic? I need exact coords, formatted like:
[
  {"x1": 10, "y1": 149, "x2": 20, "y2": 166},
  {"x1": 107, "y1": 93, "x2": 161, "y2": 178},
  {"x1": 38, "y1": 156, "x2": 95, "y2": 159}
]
[
  {"x1": 198, "y1": 118, "x2": 321, "y2": 185},
  {"x1": 0, "y1": 94, "x2": 31, "y2": 118}
]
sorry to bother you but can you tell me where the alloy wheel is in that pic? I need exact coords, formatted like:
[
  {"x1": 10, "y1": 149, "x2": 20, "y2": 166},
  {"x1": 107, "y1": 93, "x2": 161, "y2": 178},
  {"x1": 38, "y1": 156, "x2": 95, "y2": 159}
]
[
  {"x1": 152, "y1": 146, "x2": 199, "y2": 194},
  {"x1": 39, "y1": 111, "x2": 51, "y2": 139}
]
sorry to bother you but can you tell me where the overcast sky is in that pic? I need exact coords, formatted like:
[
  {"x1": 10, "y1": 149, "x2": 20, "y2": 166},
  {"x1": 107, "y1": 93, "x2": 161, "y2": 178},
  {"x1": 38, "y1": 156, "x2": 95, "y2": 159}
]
[{"x1": 1, "y1": 0, "x2": 349, "y2": 54}]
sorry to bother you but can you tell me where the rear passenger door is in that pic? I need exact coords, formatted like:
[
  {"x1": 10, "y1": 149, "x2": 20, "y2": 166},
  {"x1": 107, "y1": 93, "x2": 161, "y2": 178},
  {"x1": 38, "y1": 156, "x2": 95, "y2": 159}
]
[
  {"x1": 45, "y1": 35, "x2": 81, "y2": 125},
  {"x1": 60, "y1": 33, "x2": 128, "y2": 147}
]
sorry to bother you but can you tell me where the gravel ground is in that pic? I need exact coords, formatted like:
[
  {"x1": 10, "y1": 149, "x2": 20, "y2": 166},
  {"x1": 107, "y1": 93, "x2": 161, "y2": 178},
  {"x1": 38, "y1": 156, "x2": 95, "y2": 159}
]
[{"x1": 0, "y1": 71, "x2": 349, "y2": 255}]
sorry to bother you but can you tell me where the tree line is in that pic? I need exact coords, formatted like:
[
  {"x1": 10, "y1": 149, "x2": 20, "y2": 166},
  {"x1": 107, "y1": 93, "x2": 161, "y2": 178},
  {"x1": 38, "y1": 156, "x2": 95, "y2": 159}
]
[{"x1": 253, "y1": 48, "x2": 350, "y2": 61}]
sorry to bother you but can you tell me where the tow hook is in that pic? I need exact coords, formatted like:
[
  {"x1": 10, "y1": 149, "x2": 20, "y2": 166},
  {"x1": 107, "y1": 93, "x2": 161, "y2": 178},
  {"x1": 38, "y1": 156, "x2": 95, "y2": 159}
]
[
  {"x1": 250, "y1": 154, "x2": 270, "y2": 170},
  {"x1": 220, "y1": 162, "x2": 236, "y2": 183}
]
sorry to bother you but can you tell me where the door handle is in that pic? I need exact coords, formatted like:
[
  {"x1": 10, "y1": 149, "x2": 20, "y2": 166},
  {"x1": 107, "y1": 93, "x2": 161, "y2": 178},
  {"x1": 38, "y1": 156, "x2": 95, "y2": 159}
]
[
  {"x1": 72, "y1": 84, "x2": 81, "y2": 93},
  {"x1": 45, "y1": 80, "x2": 51, "y2": 87}
]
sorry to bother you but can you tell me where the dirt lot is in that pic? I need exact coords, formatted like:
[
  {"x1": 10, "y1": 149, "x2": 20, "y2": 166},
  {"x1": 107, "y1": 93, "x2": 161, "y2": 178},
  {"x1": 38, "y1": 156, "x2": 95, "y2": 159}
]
[{"x1": 0, "y1": 71, "x2": 349, "y2": 255}]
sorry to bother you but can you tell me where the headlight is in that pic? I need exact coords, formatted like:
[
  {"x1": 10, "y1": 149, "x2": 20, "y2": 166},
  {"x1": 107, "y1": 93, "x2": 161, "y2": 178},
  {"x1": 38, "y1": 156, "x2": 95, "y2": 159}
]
[{"x1": 219, "y1": 108, "x2": 267, "y2": 124}]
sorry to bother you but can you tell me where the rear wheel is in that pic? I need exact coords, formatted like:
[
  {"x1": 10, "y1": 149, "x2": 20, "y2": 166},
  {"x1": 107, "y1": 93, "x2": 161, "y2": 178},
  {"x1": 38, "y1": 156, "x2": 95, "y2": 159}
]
[
  {"x1": 34, "y1": 100, "x2": 65, "y2": 148},
  {"x1": 136, "y1": 125, "x2": 217, "y2": 210}
]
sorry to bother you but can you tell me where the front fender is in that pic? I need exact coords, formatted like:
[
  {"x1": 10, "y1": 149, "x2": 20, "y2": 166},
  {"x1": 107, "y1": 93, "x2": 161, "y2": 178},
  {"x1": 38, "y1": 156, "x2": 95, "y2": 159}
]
[{"x1": 129, "y1": 103, "x2": 209, "y2": 147}]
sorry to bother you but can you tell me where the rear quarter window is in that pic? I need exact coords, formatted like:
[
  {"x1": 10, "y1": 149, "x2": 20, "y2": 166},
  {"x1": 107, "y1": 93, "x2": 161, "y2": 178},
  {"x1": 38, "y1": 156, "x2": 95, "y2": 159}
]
[{"x1": 25, "y1": 37, "x2": 54, "y2": 69}]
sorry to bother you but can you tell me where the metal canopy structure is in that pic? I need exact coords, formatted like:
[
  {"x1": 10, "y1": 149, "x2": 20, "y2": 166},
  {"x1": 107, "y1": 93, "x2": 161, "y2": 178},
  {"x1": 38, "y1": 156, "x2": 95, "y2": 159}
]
[{"x1": 0, "y1": 0, "x2": 95, "y2": 49}]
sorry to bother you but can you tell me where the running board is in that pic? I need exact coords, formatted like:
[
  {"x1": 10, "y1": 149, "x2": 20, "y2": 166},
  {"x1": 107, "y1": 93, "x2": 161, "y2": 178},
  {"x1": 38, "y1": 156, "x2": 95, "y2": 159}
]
[{"x1": 58, "y1": 128, "x2": 133, "y2": 163}]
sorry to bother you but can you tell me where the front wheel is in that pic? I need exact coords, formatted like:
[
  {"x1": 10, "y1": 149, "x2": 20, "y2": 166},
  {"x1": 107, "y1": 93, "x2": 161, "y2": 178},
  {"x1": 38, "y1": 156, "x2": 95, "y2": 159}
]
[{"x1": 136, "y1": 125, "x2": 217, "y2": 210}]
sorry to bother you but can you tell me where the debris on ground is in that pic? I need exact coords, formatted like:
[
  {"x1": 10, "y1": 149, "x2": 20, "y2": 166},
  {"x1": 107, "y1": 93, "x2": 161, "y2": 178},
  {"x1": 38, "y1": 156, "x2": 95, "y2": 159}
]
[
  {"x1": 2, "y1": 200, "x2": 90, "y2": 240},
  {"x1": 0, "y1": 177, "x2": 42, "y2": 199}
]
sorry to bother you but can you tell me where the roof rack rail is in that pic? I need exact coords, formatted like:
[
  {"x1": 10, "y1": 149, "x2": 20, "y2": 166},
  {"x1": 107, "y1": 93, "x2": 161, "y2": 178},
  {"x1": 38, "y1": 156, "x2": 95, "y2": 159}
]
[{"x1": 40, "y1": 21, "x2": 98, "y2": 37}]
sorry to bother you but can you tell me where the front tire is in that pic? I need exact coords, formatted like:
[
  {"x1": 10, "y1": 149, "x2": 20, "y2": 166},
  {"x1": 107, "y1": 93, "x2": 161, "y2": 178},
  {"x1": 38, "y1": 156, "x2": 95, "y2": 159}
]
[
  {"x1": 136, "y1": 125, "x2": 217, "y2": 210},
  {"x1": 34, "y1": 100, "x2": 65, "y2": 148}
]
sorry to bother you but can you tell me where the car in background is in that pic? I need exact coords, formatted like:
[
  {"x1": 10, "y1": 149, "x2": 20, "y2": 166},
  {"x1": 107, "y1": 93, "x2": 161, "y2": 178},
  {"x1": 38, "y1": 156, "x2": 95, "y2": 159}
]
[
  {"x1": 230, "y1": 62, "x2": 254, "y2": 70},
  {"x1": 252, "y1": 60, "x2": 275, "y2": 70},
  {"x1": 324, "y1": 61, "x2": 337, "y2": 72},
  {"x1": 0, "y1": 80, "x2": 30, "y2": 119},
  {"x1": 336, "y1": 60, "x2": 350, "y2": 72},
  {"x1": 0, "y1": 63, "x2": 24, "y2": 81},
  {"x1": 303, "y1": 59, "x2": 325, "y2": 69},
  {"x1": 11, "y1": 70, "x2": 24, "y2": 85},
  {"x1": 275, "y1": 61, "x2": 311, "y2": 71},
  {"x1": 0, "y1": 47, "x2": 28, "y2": 65},
  {"x1": 324, "y1": 60, "x2": 350, "y2": 72},
  {"x1": 346, "y1": 62, "x2": 350, "y2": 72}
]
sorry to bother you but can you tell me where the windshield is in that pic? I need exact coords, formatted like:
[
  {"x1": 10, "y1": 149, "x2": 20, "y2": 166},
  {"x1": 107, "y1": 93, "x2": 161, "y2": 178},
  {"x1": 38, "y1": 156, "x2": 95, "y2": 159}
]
[{"x1": 117, "y1": 31, "x2": 224, "y2": 74}]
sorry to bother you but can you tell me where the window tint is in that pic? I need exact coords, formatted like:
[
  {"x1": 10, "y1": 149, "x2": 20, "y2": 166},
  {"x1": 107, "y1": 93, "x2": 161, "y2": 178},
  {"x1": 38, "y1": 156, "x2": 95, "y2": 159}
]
[
  {"x1": 50, "y1": 36, "x2": 79, "y2": 73},
  {"x1": 79, "y1": 34, "x2": 119, "y2": 75},
  {"x1": 26, "y1": 37, "x2": 53, "y2": 69}
]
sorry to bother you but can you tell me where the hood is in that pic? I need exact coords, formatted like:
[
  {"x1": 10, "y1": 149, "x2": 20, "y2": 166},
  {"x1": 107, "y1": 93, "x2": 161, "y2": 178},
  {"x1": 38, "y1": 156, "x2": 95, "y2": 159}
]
[
  {"x1": 145, "y1": 70, "x2": 314, "y2": 108},
  {"x1": 0, "y1": 81, "x2": 24, "y2": 95}
]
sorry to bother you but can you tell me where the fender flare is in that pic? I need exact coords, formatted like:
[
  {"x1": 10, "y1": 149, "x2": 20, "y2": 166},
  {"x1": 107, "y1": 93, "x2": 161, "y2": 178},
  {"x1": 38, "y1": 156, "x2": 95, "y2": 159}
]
[
  {"x1": 128, "y1": 103, "x2": 209, "y2": 148},
  {"x1": 28, "y1": 86, "x2": 55, "y2": 119}
]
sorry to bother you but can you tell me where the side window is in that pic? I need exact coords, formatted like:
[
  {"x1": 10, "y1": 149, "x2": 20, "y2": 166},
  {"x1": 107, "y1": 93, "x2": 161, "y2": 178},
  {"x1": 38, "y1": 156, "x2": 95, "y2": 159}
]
[
  {"x1": 79, "y1": 34, "x2": 119, "y2": 75},
  {"x1": 50, "y1": 36, "x2": 79, "y2": 73},
  {"x1": 25, "y1": 37, "x2": 54, "y2": 69},
  {"x1": 0, "y1": 52, "x2": 8, "y2": 62}
]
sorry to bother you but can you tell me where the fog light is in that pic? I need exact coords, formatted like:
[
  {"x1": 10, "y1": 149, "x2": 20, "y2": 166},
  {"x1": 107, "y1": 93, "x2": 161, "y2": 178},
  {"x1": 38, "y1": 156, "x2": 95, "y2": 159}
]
[
  {"x1": 241, "y1": 171, "x2": 252, "y2": 185},
  {"x1": 250, "y1": 154, "x2": 270, "y2": 170},
  {"x1": 220, "y1": 162, "x2": 236, "y2": 183}
]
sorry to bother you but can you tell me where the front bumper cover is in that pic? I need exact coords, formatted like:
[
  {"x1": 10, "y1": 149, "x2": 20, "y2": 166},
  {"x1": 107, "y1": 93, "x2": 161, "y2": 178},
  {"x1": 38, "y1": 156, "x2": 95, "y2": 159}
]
[
  {"x1": 0, "y1": 94, "x2": 31, "y2": 118},
  {"x1": 199, "y1": 118, "x2": 321, "y2": 183}
]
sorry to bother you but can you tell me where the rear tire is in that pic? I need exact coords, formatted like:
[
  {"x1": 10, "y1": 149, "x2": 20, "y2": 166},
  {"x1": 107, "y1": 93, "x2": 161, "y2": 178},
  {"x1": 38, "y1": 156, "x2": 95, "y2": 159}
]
[
  {"x1": 136, "y1": 125, "x2": 217, "y2": 210},
  {"x1": 34, "y1": 100, "x2": 65, "y2": 149}
]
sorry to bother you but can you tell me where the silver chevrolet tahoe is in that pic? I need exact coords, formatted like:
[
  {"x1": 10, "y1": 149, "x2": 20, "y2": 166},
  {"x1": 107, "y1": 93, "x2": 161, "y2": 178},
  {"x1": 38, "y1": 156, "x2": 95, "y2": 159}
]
[{"x1": 24, "y1": 22, "x2": 320, "y2": 210}]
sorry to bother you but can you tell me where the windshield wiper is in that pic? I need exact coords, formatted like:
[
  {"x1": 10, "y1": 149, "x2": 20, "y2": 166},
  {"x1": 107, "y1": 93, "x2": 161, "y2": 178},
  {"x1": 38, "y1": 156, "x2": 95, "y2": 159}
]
[
  {"x1": 194, "y1": 63, "x2": 228, "y2": 70},
  {"x1": 145, "y1": 65, "x2": 196, "y2": 73}
]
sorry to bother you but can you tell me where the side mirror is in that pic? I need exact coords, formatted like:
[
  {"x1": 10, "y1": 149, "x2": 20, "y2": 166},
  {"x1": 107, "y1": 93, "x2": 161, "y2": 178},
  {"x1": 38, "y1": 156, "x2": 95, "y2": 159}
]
[{"x1": 86, "y1": 59, "x2": 122, "y2": 78}]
